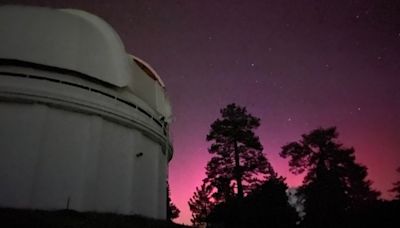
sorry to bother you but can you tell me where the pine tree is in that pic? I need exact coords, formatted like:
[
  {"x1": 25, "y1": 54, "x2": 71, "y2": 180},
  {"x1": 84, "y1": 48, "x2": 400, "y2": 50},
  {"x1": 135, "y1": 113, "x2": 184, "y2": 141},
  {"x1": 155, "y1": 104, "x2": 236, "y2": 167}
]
[
  {"x1": 166, "y1": 182, "x2": 180, "y2": 221},
  {"x1": 188, "y1": 182, "x2": 214, "y2": 226},
  {"x1": 390, "y1": 167, "x2": 400, "y2": 200},
  {"x1": 280, "y1": 127, "x2": 379, "y2": 227},
  {"x1": 205, "y1": 103, "x2": 272, "y2": 199}
]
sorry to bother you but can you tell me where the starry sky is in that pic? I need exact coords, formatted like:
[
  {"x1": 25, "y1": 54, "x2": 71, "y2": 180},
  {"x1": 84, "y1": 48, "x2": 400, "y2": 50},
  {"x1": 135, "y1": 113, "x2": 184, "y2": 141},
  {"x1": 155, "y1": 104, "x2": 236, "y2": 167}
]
[{"x1": 1, "y1": 0, "x2": 399, "y2": 225}]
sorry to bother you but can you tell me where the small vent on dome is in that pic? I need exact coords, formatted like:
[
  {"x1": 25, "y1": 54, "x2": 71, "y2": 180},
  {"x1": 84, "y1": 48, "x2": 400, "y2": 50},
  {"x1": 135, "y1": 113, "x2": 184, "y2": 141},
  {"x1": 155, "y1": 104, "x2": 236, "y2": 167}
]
[{"x1": 133, "y1": 59, "x2": 158, "y2": 81}]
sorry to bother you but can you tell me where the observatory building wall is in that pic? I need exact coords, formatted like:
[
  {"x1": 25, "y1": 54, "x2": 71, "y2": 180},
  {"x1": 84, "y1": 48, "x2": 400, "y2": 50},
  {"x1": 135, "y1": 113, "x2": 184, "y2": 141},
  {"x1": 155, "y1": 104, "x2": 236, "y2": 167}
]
[
  {"x1": 0, "y1": 6, "x2": 172, "y2": 220},
  {"x1": 0, "y1": 103, "x2": 166, "y2": 218}
]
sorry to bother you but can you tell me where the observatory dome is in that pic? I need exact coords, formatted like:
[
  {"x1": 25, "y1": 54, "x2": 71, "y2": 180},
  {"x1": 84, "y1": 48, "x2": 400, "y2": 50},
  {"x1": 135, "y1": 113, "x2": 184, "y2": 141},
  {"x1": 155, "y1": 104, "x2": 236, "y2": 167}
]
[
  {"x1": 0, "y1": 5, "x2": 172, "y2": 220},
  {"x1": 0, "y1": 5, "x2": 130, "y2": 87}
]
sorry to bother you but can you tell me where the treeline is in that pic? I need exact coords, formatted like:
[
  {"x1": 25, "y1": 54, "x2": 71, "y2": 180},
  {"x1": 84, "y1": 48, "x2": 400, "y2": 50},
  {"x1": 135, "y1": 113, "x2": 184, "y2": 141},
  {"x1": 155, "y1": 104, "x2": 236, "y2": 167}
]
[{"x1": 188, "y1": 103, "x2": 400, "y2": 228}]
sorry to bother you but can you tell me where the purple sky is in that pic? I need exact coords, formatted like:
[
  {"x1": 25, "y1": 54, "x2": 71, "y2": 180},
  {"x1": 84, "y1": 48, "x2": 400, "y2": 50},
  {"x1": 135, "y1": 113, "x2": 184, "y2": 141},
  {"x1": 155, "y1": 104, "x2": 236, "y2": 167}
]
[{"x1": 2, "y1": 0, "x2": 400, "y2": 224}]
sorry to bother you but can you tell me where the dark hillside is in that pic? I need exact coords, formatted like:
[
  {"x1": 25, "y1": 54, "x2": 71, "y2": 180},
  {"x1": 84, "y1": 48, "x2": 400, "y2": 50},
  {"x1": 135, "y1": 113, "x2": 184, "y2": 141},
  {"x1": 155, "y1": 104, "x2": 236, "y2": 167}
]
[{"x1": 0, "y1": 208, "x2": 190, "y2": 228}]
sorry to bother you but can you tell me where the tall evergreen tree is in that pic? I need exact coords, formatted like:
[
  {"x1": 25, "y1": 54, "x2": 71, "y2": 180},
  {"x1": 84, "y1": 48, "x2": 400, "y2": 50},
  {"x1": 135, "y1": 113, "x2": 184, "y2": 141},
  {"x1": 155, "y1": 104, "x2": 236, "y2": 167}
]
[
  {"x1": 166, "y1": 182, "x2": 180, "y2": 221},
  {"x1": 390, "y1": 167, "x2": 400, "y2": 200},
  {"x1": 205, "y1": 103, "x2": 272, "y2": 199},
  {"x1": 188, "y1": 182, "x2": 214, "y2": 226},
  {"x1": 280, "y1": 127, "x2": 379, "y2": 227}
]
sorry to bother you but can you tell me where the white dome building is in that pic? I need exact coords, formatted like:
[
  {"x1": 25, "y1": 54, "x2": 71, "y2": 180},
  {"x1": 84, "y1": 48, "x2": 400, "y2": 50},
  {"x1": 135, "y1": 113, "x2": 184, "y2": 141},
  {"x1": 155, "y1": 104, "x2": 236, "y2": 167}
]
[{"x1": 0, "y1": 6, "x2": 173, "y2": 220}]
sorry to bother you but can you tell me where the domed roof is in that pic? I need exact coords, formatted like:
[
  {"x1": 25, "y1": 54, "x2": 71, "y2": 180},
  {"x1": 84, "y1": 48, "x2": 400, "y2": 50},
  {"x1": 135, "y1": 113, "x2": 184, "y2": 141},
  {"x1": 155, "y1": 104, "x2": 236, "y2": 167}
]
[{"x1": 0, "y1": 5, "x2": 132, "y2": 87}]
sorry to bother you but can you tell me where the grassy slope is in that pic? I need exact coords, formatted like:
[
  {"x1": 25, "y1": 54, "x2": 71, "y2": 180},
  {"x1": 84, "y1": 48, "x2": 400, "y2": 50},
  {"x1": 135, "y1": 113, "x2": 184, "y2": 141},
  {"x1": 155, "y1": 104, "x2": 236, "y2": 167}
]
[{"x1": 0, "y1": 208, "x2": 190, "y2": 228}]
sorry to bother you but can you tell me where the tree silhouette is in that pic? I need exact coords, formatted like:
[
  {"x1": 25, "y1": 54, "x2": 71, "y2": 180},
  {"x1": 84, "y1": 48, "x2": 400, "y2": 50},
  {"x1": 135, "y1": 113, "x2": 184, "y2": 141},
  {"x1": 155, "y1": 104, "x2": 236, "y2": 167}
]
[
  {"x1": 205, "y1": 103, "x2": 272, "y2": 199},
  {"x1": 188, "y1": 182, "x2": 214, "y2": 226},
  {"x1": 390, "y1": 167, "x2": 400, "y2": 200},
  {"x1": 208, "y1": 175, "x2": 299, "y2": 228},
  {"x1": 166, "y1": 182, "x2": 180, "y2": 221},
  {"x1": 280, "y1": 127, "x2": 379, "y2": 227}
]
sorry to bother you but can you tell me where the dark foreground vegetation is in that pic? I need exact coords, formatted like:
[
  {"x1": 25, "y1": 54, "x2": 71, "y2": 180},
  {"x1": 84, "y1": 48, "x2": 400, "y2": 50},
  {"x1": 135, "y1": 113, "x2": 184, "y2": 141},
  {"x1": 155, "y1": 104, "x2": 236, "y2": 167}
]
[
  {"x1": 0, "y1": 208, "x2": 189, "y2": 228},
  {"x1": 189, "y1": 103, "x2": 400, "y2": 228},
  {"x1": 206, "y1": 199, "x2": 400, "y2": 228}
]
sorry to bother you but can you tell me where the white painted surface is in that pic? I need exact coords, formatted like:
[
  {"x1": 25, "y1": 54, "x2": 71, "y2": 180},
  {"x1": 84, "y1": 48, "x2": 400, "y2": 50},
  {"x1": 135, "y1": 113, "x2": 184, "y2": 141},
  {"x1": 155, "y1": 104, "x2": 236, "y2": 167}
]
[
  {"x1": 0, "y1": 5, "x2": 130, "y2": 87},
  {"x1": 0, "y1": 5, "x2": 172, "y2": 119},
  {"x1": 0, "y1": 99, "x2": 168, "y2": 219},
  {"x1": 0, "y1": 5, "x2": 172, "y2": 220}
]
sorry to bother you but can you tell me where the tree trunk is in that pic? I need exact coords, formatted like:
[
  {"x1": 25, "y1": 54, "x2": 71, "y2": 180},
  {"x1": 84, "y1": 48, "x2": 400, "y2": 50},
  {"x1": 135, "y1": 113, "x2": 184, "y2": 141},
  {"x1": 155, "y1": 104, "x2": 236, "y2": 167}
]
[{"x1": 234, "y1": 140, "x2": 244, "y2": 199}]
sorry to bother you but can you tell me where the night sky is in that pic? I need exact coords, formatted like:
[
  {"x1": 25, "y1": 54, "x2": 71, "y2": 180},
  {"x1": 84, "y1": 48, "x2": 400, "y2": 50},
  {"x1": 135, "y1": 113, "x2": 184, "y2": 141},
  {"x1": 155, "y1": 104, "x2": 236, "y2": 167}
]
[{"x1": 1, "y1": 0, "x2": 399, "y2": 224}]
